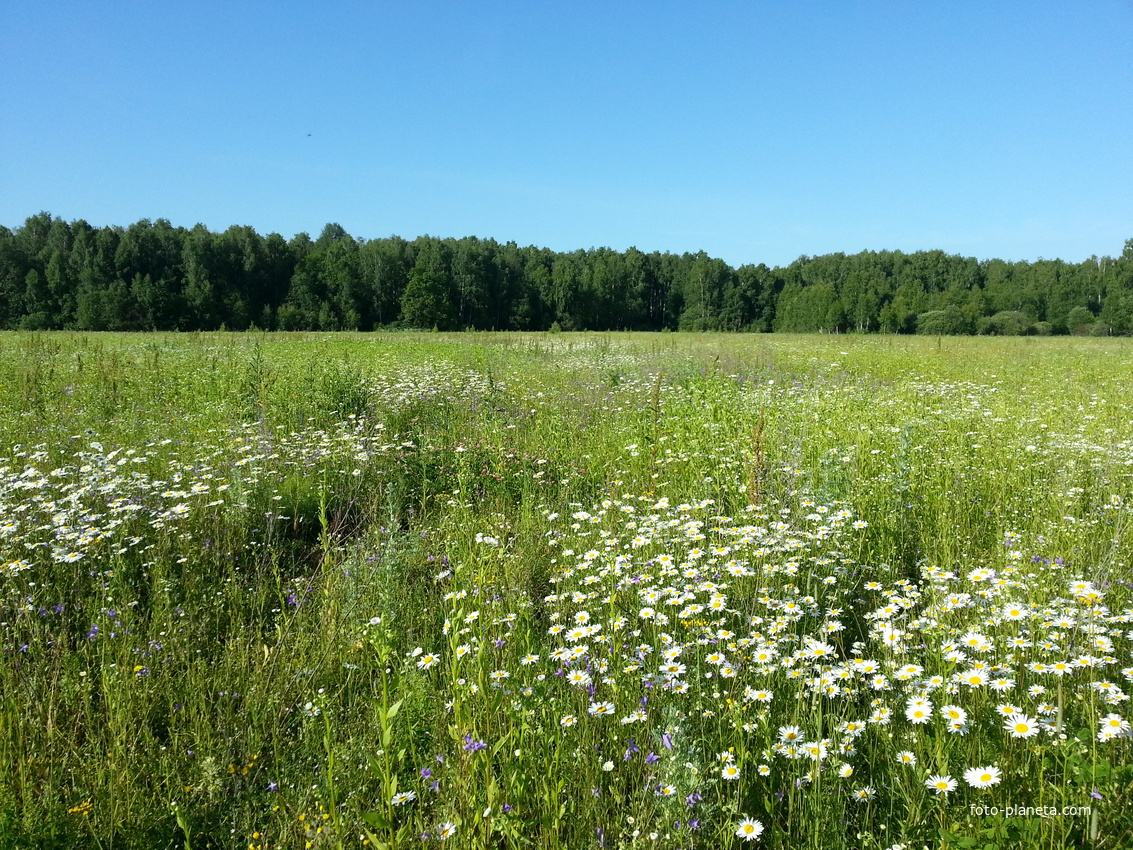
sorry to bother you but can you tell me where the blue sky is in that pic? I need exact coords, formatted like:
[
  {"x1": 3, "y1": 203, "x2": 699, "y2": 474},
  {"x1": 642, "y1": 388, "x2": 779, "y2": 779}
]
[{"x1": 2, "y1": 1, "x2": 1130, "y2": 268}]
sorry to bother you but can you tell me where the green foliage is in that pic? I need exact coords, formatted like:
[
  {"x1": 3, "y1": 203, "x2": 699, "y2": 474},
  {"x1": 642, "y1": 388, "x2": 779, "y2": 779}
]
[
  {"x1": 978, "y1": 310, "x2": 1035, "y2": 335},
  {"x1": 1066, "y1": 305, "x2": 1096, "y2": 335},
  {"x1": 401, "y1": 241, "x2": 457, "y2": 330},
  {"x1": 917, "y1": 304, "x2": 973, "y2": 335},
  {"x1": 2, "y1": 213, "x2": 1131, "y2": 335},
  {"x1": 315, "y1": 357, "x2": 373, "y2": 419}
]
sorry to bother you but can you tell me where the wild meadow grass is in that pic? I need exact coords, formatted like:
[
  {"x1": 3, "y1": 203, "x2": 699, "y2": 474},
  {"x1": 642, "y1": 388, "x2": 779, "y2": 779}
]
[{"x1": 0, "y1": 331, "x2": 1131, "y2": 849}]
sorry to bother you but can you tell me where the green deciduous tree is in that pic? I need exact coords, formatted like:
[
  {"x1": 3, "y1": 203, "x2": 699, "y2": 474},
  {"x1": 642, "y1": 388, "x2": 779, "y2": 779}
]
[{"x1": 401, "y1": 240, "x2": 456, "y2": 330}]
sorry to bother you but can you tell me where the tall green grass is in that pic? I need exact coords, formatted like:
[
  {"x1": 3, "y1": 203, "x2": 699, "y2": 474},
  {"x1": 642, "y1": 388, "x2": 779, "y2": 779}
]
[{"x1": 0, "y1": 332, "x2": 1130, "y2": 849}]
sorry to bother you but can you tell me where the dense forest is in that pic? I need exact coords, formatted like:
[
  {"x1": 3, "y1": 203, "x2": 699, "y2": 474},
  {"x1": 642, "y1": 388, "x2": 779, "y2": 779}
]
[{"x1": 2, "y1": 213, "x2": 1132, "y2": 334}]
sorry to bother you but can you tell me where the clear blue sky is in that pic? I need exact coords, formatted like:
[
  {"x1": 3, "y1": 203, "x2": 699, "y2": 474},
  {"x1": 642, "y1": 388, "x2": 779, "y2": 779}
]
[{"x1": 2, "y1": 1, "x2": 1130, "y2": 268}]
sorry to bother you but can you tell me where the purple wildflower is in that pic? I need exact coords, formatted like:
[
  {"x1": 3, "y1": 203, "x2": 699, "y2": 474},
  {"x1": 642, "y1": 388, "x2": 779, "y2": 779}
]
[{"x1": 462, "y1": 733, "x2": 487, "y2": 752}]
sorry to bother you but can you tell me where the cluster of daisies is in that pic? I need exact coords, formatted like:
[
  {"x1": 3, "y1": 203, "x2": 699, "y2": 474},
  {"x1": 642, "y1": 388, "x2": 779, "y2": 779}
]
[
  {"x1": 0, "y1": 419, "x2": 400, "y2": 618},
  {"x1": 388, "y1": 483, "x2": 1130, "y2": 843}
]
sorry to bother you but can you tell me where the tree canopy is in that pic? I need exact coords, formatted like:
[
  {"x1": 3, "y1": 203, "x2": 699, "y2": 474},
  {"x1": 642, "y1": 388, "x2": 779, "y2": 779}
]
[{"x1": 1, "y1": 214, "x2": 1130, "y2": 335}]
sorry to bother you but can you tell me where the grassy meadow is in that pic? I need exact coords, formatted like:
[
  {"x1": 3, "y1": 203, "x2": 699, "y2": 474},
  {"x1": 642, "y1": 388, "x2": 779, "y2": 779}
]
[{"x1": 1, "y1": 331, "x2": 1131, "y2": 850}]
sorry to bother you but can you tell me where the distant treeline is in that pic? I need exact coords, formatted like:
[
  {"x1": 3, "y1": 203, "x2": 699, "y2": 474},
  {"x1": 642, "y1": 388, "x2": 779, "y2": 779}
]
[{"x1": 3, "y1": 213, "x2": 1132, "y2": 335}]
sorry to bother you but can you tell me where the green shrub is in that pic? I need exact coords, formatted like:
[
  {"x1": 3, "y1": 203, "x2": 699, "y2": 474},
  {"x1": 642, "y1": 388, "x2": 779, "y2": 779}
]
[
  {"x1": 1066, "y1": 305, "x2": 1096, "y2": 335},
  {"x1": 977, "y1": 310, "x2": 1034, "y2": 335},
  {"x1": 916, "y1": 305, "x2": 973, "y2": 335}
]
